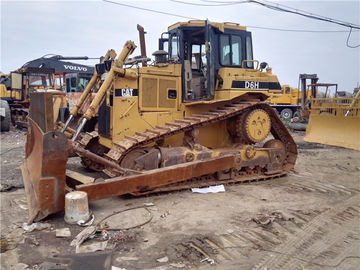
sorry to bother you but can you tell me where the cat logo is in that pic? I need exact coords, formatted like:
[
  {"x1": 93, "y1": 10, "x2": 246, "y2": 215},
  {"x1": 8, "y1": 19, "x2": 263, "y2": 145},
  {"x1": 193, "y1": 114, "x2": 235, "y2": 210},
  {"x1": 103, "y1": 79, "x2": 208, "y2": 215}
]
[
  {"x1": 121, "y1": 89, "x2": 133, "y2": 97},
  {"x1": 115, "y1": 88, "x2": 139, "y2": 97}
]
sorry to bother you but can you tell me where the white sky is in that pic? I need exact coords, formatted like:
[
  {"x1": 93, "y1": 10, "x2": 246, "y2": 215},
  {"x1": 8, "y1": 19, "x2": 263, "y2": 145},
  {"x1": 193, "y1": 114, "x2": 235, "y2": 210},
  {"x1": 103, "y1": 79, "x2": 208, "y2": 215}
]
[{"x1": 1, "y1": 0, "x2": 359, "y2": 91}]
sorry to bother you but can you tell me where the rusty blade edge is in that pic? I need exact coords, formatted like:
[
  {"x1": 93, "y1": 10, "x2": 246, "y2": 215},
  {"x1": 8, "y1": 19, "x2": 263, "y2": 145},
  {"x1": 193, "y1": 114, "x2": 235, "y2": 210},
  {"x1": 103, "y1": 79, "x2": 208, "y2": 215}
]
[{"x1": 76, "y1": 155, "x2": 236, "y2": 201}]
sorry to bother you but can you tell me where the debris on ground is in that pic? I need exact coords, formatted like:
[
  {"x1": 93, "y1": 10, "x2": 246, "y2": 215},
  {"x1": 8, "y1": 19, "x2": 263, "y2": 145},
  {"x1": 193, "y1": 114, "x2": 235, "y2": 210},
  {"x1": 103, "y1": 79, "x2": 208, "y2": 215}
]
[
  {"x1": 111, "y1": 266, "x2": 127, "y2": 270},
  {"x1": 143, "y1": 202, "x2": 154, "y2": 207},
  {"x1": 191, "y1": 184, "x2": 225, "y2": 194},
  {"x1": 56, "y1": 228, "x2": 71, "y2": 238},
  {"x1": 8, "y1": 262, "x2": 29, "y2": 270},
  {"x1": 252, "y1": 215, "x2": 275, "y2": 226},
  {"x1": 100, "y1": 230, "x2": 110, "y2": 241},
  {"x1": 77, "y1": 214, "x2": 95, "y2": 227},
  {"x1": 200, "y1": 257, "x2": 215, "y2": 265},
  {"x1": 0, "y1": 184, "x2": 15, "y2": 192},
  {"x1": 156, "y1": 256, "x2": 169, "y2": 263},
  {"x1": 64, "y1": 191, "x2": 91, "y2": 225},
  {"x1": 70, "y1": 225, "x2": 97, "y2": 249},
  {"x1": 110, "y1": 230, "x2": 136, "y2": 243},
  {"x1": 22, "y1": 222, "x2": 51, "y2": 232},
  {"x1": 169, "y1": 262, "x2": 186, "y2": 268},
  {"x1": 252, "y1": 210, "x2": 295, "y2": 226},
  {"x1": 160, "y1": 210, "x2": 170, "y2": 218}
]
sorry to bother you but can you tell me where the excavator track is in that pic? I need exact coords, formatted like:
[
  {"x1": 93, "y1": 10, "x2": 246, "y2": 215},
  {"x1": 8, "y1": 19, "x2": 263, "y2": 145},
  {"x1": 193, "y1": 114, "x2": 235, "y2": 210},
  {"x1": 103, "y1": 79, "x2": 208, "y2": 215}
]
[{"x1": 80, "y1": 100, "x2": 297, "y2": 194}]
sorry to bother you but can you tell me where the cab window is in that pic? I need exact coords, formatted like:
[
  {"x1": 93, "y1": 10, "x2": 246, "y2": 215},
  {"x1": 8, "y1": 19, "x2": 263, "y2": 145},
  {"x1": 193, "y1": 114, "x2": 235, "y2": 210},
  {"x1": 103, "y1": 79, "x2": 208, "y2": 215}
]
[
  {"x1": 29, "y1": 74, "x2": 52, "y2": 87},
  {"x1": 162, "y1": 41, "x2": 169, "y2": 53},
  {"x1": 220, "y1": 35, "x2": 231, "y2": 65},
  {"x1": 78, "y1": 77, "x2": 89, "y2": 91},
  {"x1": 191, "y1": 44, "x2": 206, "y2": 70},
  {"x1": 66, "y1": 78, "x2": 70, "y2": 92},
  {"x1": 245, "y1": 36, "x2": 253, "y2": 68},
  {"x1": 71, "y1": 77, "x2": 77, "y2": 88},
  {"x1": 231, "y1": 36, "x2": 242, "y2": 65},
  {"x1": 219, "y1": 34, "x2": 242, "y2": 66},
  {"x1": 170, "y1": 35, "x2": 179, "y2": 59}
]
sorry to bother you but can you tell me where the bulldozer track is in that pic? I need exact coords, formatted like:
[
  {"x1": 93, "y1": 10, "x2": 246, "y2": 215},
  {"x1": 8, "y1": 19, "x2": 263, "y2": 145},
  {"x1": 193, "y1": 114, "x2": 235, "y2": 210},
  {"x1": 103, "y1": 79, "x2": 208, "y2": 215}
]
[
  {"x1": 103, "y1": 101, "x2": 256, "y2": 162},
  {"x1": 104, "y1": 100, "x2": 297, "y2": 164},
  {"x1": 81, "y1": 100, "x2": 297, "y2": 193}
]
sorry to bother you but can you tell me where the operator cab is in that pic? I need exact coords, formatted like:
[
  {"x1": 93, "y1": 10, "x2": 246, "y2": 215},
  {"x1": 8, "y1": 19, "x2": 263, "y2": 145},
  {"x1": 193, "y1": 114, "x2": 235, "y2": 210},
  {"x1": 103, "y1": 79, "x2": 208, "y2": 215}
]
[
  {"x1": 159, "y1": 21, "x2": 254, "y2": 102},
  {"x1": 65, "y1": 73, "x2": 92, "y2": 93},
  {"x1": 11, "y1": 67, "x2": 55, "y2": 93}
]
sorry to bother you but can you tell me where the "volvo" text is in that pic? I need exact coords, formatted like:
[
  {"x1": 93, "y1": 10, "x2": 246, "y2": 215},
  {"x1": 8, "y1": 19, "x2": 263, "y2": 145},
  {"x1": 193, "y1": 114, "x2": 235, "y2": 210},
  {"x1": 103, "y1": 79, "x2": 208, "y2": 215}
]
[{"x1": 63, "y1": 65, "x2": 88, "y2": 72}]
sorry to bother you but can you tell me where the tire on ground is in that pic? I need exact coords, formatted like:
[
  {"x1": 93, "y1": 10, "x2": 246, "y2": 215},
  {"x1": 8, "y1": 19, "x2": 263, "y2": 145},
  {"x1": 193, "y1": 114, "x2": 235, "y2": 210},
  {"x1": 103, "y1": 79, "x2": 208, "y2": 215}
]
[
  {"x1": 0, "y1": 100, "x2": 10, "y2": 132},
  {"x1": 280, "y1": 108, "x2": 293, "y2": 120}
]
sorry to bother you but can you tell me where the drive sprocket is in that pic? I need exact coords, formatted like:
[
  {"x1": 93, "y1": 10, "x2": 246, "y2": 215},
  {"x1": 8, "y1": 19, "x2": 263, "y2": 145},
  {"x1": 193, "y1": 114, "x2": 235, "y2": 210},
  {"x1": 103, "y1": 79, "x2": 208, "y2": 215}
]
[
  {"x1": 243, "y1": 109, "x2": 271, "y2": 143},
  {"x1": 228, "y1": 108, "x2": 271, "y2": 144}
]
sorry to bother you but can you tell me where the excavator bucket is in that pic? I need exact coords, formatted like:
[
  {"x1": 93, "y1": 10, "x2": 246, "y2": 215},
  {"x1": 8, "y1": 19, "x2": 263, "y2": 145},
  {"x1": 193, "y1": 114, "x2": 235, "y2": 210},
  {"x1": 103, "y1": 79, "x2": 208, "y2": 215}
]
[
  {"x1": 304, "y1": 97, "x2": 360, "y2": 151},
  {"x1": 20, "y1": 117, "x2": 68, "y2": 223}
]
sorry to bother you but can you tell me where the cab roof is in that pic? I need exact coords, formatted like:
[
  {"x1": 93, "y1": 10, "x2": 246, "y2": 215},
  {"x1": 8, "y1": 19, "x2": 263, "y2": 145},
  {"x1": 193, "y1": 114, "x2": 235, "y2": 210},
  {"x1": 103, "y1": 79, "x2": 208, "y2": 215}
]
[{"x1": 168, "y1": 20, "x2": 247, "y2": 32}]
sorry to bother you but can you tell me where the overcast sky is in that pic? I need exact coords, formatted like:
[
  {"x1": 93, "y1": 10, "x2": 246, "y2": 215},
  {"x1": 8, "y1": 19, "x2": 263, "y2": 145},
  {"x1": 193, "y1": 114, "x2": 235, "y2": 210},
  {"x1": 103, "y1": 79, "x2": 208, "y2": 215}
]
[{"x1": 1, "y1": 0, "x2": 359, "y2": 92}]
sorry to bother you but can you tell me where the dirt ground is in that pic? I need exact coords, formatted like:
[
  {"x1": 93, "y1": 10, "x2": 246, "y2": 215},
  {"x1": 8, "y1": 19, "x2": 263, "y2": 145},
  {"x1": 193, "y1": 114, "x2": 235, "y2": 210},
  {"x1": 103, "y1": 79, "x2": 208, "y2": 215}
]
[{"x1": 0, "y1": 129, "x2": 359, "y2": 270}]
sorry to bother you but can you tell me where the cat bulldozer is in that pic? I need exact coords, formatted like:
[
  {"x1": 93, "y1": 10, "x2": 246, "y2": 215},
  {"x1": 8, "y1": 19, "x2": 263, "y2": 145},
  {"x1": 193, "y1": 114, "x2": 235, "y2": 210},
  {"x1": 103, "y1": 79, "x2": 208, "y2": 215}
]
[{"x1": 21, "y1": 21, "x2": 297, "y2": 223}]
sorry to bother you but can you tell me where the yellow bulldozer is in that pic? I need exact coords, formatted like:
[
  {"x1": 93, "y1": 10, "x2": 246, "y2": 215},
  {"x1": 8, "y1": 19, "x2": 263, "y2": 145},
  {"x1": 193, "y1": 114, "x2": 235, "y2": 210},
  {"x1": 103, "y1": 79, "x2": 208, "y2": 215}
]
[
  {"x1": 305, "y1": 87, "x2": 360, "y2": 150},
  {"x1": 21, "y1": 21, "x2": 297, "y2": 223},
  {"x1": 0, "y1": 67, "x2": 68, "y2": 130}
]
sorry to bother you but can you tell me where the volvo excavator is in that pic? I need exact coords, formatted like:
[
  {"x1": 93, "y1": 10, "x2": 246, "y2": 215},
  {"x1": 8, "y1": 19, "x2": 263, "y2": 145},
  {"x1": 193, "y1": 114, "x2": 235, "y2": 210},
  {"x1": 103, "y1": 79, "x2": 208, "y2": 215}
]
[
  {"x1": 21, "y1": 21, "x2": 297, "y2": 223},
  {"x1": 0, "y1": 55, "x2": 96, "y2": 130}
]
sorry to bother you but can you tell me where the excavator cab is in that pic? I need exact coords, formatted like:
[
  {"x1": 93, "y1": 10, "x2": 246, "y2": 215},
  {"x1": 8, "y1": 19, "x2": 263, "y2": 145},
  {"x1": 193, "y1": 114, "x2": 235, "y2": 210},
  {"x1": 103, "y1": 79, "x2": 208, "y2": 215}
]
[{"x1": 65, "y1": 73, "x2": 93, "y2": 93}]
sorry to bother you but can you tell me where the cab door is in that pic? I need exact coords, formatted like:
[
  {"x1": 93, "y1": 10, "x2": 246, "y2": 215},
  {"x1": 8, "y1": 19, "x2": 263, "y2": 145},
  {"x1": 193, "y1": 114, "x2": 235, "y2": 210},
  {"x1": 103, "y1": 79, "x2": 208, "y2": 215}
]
[{"x1": 205, "y1": 20, "x2": 215, "y2": 99}]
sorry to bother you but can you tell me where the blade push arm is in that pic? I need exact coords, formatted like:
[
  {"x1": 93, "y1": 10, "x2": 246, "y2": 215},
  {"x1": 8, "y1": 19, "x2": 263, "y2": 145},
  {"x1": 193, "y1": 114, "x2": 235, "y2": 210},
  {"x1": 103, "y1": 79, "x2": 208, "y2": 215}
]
[
  {"x1": 61, "y1": 49, "x2": 117, "y2": 132},
  {"x1": 72, "y1": 41, "x2": 137, "y2": 141},
  {"x1": 72, "y1": 49, "x2": 117, "y2": 117}
]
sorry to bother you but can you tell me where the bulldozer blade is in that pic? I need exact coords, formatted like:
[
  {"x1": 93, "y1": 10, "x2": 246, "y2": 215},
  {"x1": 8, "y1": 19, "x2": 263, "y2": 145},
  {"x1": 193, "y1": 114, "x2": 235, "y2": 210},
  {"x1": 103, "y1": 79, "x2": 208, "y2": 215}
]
[
  {"x1": 305, "y1": 111, "x2": 360, "y2": 151},
  {"x1": 21, "y1": 118, "x2": 68, "y2": 223},
  {"x1": 76, "y1": 155, "x2": 237, "y2": 201}
]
